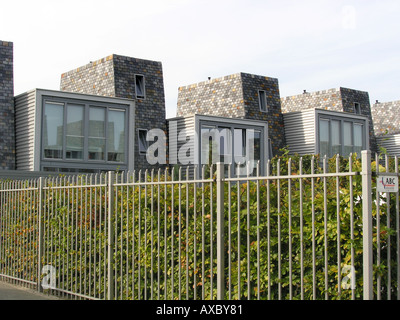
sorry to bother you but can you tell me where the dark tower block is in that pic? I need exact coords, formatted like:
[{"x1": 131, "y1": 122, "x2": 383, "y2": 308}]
[{"x1": 0, "y1": 40, "x2": 15, "y2": 170}]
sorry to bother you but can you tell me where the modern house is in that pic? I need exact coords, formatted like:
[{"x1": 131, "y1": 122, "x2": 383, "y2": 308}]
[
  {"x1": 60, "y1": 53, "x2": 167, "y2": 173},
  {"x1": 167, "y1": 114, "x2": 269, "y2": 177},
  {"x1": 176, "y1": 72, "x2": 285, "y2": 158},
  {"x1": 0, "y1": 39, "x2": 398, "y2": 176},
  {"x1": 14, "y1": 89, "x2": 135, "y2": 172},
  {"x1": 281, "y1": 87, "x2": 378, "y2": 158}
]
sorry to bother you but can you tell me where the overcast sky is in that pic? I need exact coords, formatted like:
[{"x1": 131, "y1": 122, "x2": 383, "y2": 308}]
[{"x1": 2, "y1": 0, "x2": 399, "y2": 118}]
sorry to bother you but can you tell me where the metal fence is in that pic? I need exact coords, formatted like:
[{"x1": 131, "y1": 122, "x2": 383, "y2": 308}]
[{"x1": 0, "y1": 150, "x2": 399, "y2": 300}]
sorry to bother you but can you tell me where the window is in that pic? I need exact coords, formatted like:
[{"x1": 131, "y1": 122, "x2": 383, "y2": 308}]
[
  {"x1": 200, "y1": 122, "x2": 265, "y2": 176},
  {"x1": 258, "y1": 90, "x2": 267, "y2": 112},
  {"x1": 42, "y1": 100, "x2": 127, "y2": 165},
  {"x1": 108, "y1": 109, "x2": 126, "y2": 162},
  {"x1": 43, "y1": 102, "x2": 64, "y2": 159},
  {"x1": 135, "y1": 74, "x2": 145, "y2": 99},
  {"x1": 88, "y1": 107, "x2": 106, "y2": 160},
  {"x1": 66, "y1": 105, "x2": 84, "y2": 159},
  {"x1": 318, "y1": 116, "x2": 366, "y2": 158},
  {"x1": 354, "y1": 102, "x2": 361, "y2": 115},
  {"x1": 138, "y1": 129, "x2": 148, "y2": 154}
]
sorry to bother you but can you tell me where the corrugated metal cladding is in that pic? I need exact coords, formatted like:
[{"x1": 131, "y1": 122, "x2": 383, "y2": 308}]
[
  {"x1": 283, "y1": 109, "x2": 316, "y2": 155},
  {"x1": 14, "y1": 90, "x2": 37, "y2": 171},
  {"x1": 376, "y1": 134, "x2": 400, "y2": 157},
  {"x1": 167, "y1": 116, "x2": 195, "y2": 165}
]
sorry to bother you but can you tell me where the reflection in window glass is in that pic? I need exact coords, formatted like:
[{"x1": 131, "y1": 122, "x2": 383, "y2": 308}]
[
  {"x1": 331, "y1": 120, "x2": 341, "y2": 157},
  {"x1": 343, "y1": 122, "x2": 352, "y2": 157},
  {"x1": 259, "y1": 90, "x2": 267, "y2": 112},
  {"x1": 66, "y1": 105, "x2": 84, "y2": 159},
  {"x1": 319, "y1": 119, "x2": 329, "y2": 158},
  {"x1": 135, "y1": 75, "x2": 145, "y2": 99},
  {"x1": 138, "y1": 129, "x2": 148, "y2": 154},
  {"x1": 89, "y1": 107, "x2": 106, "y2": 160},
  {"x1": 354, "y1": 124, "x2": 363, "y2": 157},
  {"x1": 43, "y1": 102, "x2": 64, "y2": 159},
  {"x1": 108, "y1": 109, "x2": 125, "y2": 162},
  {"x1": 201, "y1": 125, "x2": 216, "y2": 166}
]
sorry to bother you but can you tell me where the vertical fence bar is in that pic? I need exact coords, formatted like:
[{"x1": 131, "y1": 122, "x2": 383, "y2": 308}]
[
  {"x1": 107, "y1": 171, "x2": 115, "y2": 300},
  {"x1": 277, "y1": 159, "x2": 281, "y2": 300},
  {"x1": 288, "y1": 158, "x2": 292, "y2": 300},
  {"x1": 216, "y1": 162, "x2": 225, "y2": 300},
  {"x1": 299, "y1": 157, "x2": 304, "y2": 300},
  {"x1": 246, "y1": 164, "x2": 250, "y2": 300},
  {"x1": 267, "y1": 160, "x2": 271, "y2": 300},
  {"x1": 336, "y1": 155, "x2": 342, "y2": 299},
  {"x1": 323, "y1": 156, "x2": 328, "y2": 300},
  {"x1": 256, "y1": 161, "x2": 260, "y2": 300},
  {"x1": 37, "y1": 177, "x2": 44, "y2": 293},
  {"x1": 385, "y1": 155, "x2": 391, "y2": 300},
  {"x1": 375, "y1": 153, "x2": 381, "y2": 300},
  {"x1": 349, "y1": 154, "x2": 355, "y2": 300},
  {"x1": 396, "y1": 156, "x2": 400, "y2": 300},
  {"x1": 228, "y1": 164, "x2": 232, "y2": 300},
  {"x1": 237, "y1": 163, "x2": 241, "y2": 299},
  {"x1": 362, "y1": 150, "x2": 373, "y2": 300}
]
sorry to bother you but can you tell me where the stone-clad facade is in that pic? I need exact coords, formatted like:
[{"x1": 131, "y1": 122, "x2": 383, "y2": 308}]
[
  {"x1": 60, "y1": 54, "x2": 166, "y2": 172},
  {"x1": 281, "y1": 87, "x2": 378, "y2": 154},
  {"x1": 0, "y1": 41, "x2": 15, "y2": 170},
  {"x1": 371, "y1": 100, "x2": 400, "y2": 136},
  {"x1": 177, "y1": 72, "x2": 286, "y2": 156}
]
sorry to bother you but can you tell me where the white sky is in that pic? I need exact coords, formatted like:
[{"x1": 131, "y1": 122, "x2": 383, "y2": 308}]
[{"x1": 2, "y1": 0, "x2": 399, "y2": 118}]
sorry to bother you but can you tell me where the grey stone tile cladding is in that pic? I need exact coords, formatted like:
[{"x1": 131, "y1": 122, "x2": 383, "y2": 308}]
[
  {"x1": 0, "y1": 41, "x2": 15, "y2": 170},
  {"x1": 371, "y1": 100, "x2": 400, "y2": 136}
]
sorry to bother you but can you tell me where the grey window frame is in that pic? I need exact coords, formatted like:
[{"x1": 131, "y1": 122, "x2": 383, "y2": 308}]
[
  {"x1": 41, "y1": 97, "x2": 129, "y2": 170},
  {"x1": 135, "y1": 74, "x2": 146, "y2": 99},
  {"x1": 317, "y1": 114, "x2": 367, "y2": 158},
  {"x1": 258, "y1": 90, "x2": 268, "y2": 112},
  {"x1": 198, "y1": 119, "x2": 266, "y2": 177}
]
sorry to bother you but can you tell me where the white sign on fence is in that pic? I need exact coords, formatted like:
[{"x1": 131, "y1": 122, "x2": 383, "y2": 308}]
[{"x1": 377, "y1": 175, "x2": 399, "y2": 193}]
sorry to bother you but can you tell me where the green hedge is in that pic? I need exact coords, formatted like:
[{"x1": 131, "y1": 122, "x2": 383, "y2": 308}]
[{"x1": 1, "y1": 151, "x2": 398, "y2": 300}]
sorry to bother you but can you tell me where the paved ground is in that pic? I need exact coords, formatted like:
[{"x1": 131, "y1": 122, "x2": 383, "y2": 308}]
[{"x1": 0, "y1": 281, "x2": 59, "y2": 300}]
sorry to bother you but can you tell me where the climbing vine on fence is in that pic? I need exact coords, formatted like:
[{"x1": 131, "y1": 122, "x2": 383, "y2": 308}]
[{"x1": 0, "y1": 150, "x2": 398, "y2": 300}]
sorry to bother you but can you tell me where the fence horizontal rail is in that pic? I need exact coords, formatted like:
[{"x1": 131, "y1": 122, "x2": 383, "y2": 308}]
[{"x1": 1, "y1": 151, "x2": 400, "y2": 300}]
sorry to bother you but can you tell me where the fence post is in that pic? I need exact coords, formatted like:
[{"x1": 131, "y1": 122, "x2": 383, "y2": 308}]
[
  {"x1": 361, "y1": 150, "x2": 373, "y2": 300},
  {"x1": 37, "y1": 177, "x2": 44, "y2": 293},
  {"x1": 107, "y1": 171, "x2": 115, "y2": 300},
  {"x1": 216, "y1": 162, "x2": 225, "y2": 300}
]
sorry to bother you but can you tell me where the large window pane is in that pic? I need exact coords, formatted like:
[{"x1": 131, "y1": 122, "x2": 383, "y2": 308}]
[
  {"x1": 66, "y1": 105, "x2": 84, "y2": 159},
  {"x1": 43, "y1": 102, "x2": 64, "y2": 159},
  {"x1": 89, "y1": 107, "x2": 105, "y2": 160},
  {"x1": 250, "y1": 130, "x2": 261, "y2": 176},
  {"x1": 201, "y1": 125, "x2": 216, "y2": 166},
  {"x1": 331, "y1": 120, "x2": 341, "y2": 157},
  {"x1": 108, "y1": 109, "x2": 126, "y2": 162},
  {"x1": 343, "y1": 122, "x2": 353, "y2": 157},
  {"x1": 354, "y1": 124, "x2": 363, "y2": 157},
  {"x1": 319, "y1": 119, "x2": 329, "y2": 158},
  {"x1": 218, "y1": 127, "x2": 231, "y2": 164}
]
